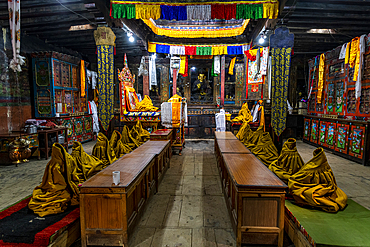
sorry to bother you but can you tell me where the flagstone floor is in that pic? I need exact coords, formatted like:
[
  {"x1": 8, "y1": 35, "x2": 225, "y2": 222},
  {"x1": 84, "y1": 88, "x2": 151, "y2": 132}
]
[{"x1": 0, "y1": 139, "x2": 370, "y2": 247}]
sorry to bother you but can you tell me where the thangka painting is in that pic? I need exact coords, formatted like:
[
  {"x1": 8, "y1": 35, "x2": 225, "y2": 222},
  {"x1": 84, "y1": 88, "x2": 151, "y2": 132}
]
[
  {"x1": 310, "y1": 120, "x2": 319, "y2": 143},
  {"x1": 324, "y1": 122, "x2": 336, "y2": 149},
  {"x1": 327, "y1": 83, "x2": 334, "y2": 113},
  {"x1": 303, "y1": 118, "x2": 311, "y2": 141},
  {"x1": 349, "y1": 126, "x2": 365, "y2": 159},
  {"x1": 335, "y1": 81, "x2": 344, "y2": 113},
  {"x1": 335, "y1": 123, "x2": 349, "y2": 154},
  {"x1": 318, "y1": 121, "x2": 327, "y2": 146}
]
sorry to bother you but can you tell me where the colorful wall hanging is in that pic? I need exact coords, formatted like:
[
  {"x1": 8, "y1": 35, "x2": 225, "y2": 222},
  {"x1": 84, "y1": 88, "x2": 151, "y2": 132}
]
[
  {"x1": 148, "y1": 42, "x2": 249, "y2": 56},
  {"x1": 110, "y1": 1, "x2": 279, "y2": 20},
  {"x1": 94, "y1": 27, "x2": 116, "y2": 131},
  {"x1": 143, "y1": 19, "x2": 249, "y2": 38},
  {"x1": 270, "y1": 27, "x2": 294, "y2": 137}
]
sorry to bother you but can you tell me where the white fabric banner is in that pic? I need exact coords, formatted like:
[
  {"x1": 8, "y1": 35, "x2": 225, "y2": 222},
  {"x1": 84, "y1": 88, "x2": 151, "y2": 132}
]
[
  {"x1": 8, "y1": 0, "x2": 24, "y2": 72},
  {"x1": 149, "y1": 56, "x2": 157, "y2": 90},
  {"x1": 187, "y1": 5, "x2": 211, "y2": 20},
  {"x1": 339, "y1": 43, "x2": 348, "y2": 60},
  {"x1": 214, "y1": 55, "x2": 220, "y2": 74}
]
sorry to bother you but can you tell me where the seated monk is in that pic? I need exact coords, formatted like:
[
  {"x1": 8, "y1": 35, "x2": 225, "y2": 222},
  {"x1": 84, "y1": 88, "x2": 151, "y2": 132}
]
[
  {"x1": 28, "y1": 143, "x2": 80, "y2": 217},
  {"x1": 121, "y1": 125, "x2": 138, "y2": 149},
  {"x1": 71, "y1": 141, "x2": 105, "y2": 181},
  {"x1": 130, "y1": 120, "x2": 150, "y2": 146},
  {"x1": 92, "y1": 133, "x2": 117, "y2": 168},
  {"x1": 288, "y1": 147, "x2": 348, "y2": 213},
  {"x1": 236, "y1": 121, "x2": 252, "y2": 144},
  {"x1": 250, "y1": 132, "x2": 279, "y2": 167},
  {"x1": 110, "y1": 130, "x2": 130, "y2": 158},
  {"x1": 269, "y1": 138, "x2": 304, "y2": 184}
]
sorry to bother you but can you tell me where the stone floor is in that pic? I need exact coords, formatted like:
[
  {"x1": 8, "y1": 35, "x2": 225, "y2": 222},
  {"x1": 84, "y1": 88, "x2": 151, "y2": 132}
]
[{"x1": 0, "y1": 139, "x2": 370, "y2": 247}]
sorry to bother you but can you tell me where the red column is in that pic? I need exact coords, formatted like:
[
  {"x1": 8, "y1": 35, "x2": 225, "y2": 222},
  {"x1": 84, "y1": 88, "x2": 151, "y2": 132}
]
[
  {"x1": 143, "y1": 74, "x2": 149, "y2": 96},
  {"x1": 172, "y1": 69, "x2": 177, "y2": 96},
  {"x1": 221, "y1": 55, "x2": 225, "y2": 106}
]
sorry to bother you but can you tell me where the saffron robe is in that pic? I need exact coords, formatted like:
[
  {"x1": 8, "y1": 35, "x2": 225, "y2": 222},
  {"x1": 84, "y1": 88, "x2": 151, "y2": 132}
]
[
  {"x1": 92, "y1": 133, "x2": 117, "y2": 168},
  {"x1": 250, "y1": 132, "x2": 279, "y2": 167}
]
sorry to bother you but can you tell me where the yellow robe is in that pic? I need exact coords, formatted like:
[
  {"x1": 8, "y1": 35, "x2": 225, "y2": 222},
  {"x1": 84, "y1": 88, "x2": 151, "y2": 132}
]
[
  {"x1": 250, "y1": 132, "x2": 279, "y2": 167},
  {"x1": 71, "y1": 141, "x2": 104, "y2": 181},
  {"x1": 110, "y1": 130, "x2": 129, "y2": 158},
  {"x1": 244, "y1": 125, "x2": 264, "y2": 150},
  {"x1": 130, "y1": 120, "x2": 150, "y2": 145},
  {"x1": 288, "y1": 147, "x2": 348, "y2": 213},
  {"x1": 231, "y1": 102, "x2": 253, "y2": 123},
  {"x1": 28, "y1": 143, "x2": 79, "y2": 217},
  {"x1": 121, "y1": 125, "x2": 136, "y2": 150},
  {"x1": 269, "y1": 138, "x2": 304, "y2": 184},
  {"x1": 92, "y1": 133, "x2": 117, "y2": 168},
  {"x1": 236, "y1": 122, "x2": 252, "y2": 144},
  {"x1": 135, "y1": 95, "x2": 159, "y2": 112}
]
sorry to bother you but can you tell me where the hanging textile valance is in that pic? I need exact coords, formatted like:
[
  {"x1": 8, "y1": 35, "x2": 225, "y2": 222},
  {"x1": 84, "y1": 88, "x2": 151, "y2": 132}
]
[
  {"x1": 110, "y1": 1, "x2": 279, "y2": 20},
  {"x1": 142, "y1": 19, "x2": 249, "y2": 38},
  {"x1": 148, "y1": 41, "x2": 249, "y2": 55}
]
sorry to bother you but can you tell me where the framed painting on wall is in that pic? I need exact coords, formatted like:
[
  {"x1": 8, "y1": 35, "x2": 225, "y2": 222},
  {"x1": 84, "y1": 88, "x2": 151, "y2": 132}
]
[
  {"x1": 318, "y1": 121, "x2": 327, "y2": 146},
  {"x1": 324, "y1": 122, "x2": 336, "y2": 149},
  {"x1": 348, "y1": 125, "x2": 366, "y2": 159},
  {"x1": 334, "y1": 123, "x2": 349, "y2": 154},
  {"x1": 310, "y1": 120, "x2": 319, "y2": 143},
  {"x1": 303, "y1": 118, "x2": 311, "y2": 141}
]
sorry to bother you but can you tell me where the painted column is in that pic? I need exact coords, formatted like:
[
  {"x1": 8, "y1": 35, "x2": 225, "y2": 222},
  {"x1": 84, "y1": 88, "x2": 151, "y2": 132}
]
[
  {"x1": 172, "y1": 69, "x2": 177, "y2": 96},
  {"x1": 143, "y1": 74, "x2": 149, "y2": 96},
  {"x1": 221, "y1": 55, "x2": 225, "y2": 106}
]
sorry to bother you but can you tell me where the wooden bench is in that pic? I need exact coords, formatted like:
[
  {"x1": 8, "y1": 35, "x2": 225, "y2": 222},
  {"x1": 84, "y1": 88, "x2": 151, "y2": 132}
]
[
  {"x1": 80, "y1": 140, "x2": 171, "y2": 247},
  {"x1": 215, "y1": 132, "x2": 287, "y2": 247}
]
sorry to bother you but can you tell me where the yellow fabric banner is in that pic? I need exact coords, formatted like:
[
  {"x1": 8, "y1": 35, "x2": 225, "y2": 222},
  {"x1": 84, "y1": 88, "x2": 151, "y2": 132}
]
[
  {"x1": 317, "y1": 53, "x2": 325, "y2": 104},
  {"x1": 80, "y1": 60, "x2": 86, "y2": 97},
  {"x1": 349, "y1": 37, "x2": 359, "y2": 68},
  {"x1": 136, "y1": 4, "x2": 161, "y2": 19},
  {"x1": 228, "y1": 57, "x2": 236, "y2": 75}
]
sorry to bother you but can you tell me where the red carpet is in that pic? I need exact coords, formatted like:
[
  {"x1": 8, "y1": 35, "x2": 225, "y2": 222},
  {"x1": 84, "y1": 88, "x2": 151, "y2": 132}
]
[{"x1": 0, "y1": 197, "x2": 79, "y2": 247}]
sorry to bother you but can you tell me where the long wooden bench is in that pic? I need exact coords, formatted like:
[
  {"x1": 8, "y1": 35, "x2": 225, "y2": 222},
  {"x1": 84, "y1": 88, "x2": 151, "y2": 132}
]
[
  {"x1": 80, "y1": 140, "x2": 171, "y2": 247},
  {"x1": 215, "y1": 131, "x2": 287, "y2": 247}
]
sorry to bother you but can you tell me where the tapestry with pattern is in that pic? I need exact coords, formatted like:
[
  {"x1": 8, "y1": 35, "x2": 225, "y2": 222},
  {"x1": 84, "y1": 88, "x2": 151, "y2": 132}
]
[
  {"x1": 271, "y1": 47, "x2": 292, "y2": 136},
  {"x1": 97, "y1": 45, "x2": 115, "y2": 131}
]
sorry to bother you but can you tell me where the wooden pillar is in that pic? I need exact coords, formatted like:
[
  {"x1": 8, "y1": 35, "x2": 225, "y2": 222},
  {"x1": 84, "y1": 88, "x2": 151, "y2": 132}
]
[
  {"x1": 221, "y1": 55, "x2": 225, "y2": 106},
  {"x1": 143, "y1": 74, "x2": 149, "y2": 97},
  {"x1": 172, "y1": 69, "x2": 177, "y2": 96}
]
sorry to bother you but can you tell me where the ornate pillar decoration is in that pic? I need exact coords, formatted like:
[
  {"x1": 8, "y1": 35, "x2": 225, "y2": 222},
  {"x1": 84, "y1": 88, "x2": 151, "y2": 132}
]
[{"x1": 94, "y1": 27, "x2": 116, "y2": 131}]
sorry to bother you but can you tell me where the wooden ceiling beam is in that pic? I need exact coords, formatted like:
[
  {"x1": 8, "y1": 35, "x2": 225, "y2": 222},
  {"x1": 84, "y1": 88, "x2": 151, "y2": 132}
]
[{"x1": 284, "y1": 2, "x2": 370, "y2": 12}]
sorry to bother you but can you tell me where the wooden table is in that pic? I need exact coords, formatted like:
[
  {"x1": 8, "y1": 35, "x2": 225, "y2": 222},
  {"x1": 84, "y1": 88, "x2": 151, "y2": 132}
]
[
  {"x1": 136, "y1": 140, "x2": 172, "y2": 190},
  {"x1": 80, "y1": 152, "x2": 157, "y2": 247},
  {"x1": 150, "y1": 129, "x2": 173, "y2": 141},
  {"x1": 214, "y1": 131, "x2": 238, "y2": 140},
  {"x1": 38, "y1": 127, "x2": 68, "y2": 160},
  {"x1": 219, "y1": 153, "x2": 287, "y2": 247}
]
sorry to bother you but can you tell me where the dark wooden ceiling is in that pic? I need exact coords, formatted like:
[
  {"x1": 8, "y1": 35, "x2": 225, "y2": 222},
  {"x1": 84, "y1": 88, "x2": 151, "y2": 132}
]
[
  {"x1": 282, "y1": 0, "x2": 370, "y2": 55},
  {"x1": 1, "y1": 0, "x2": 370, "y2": 66}
]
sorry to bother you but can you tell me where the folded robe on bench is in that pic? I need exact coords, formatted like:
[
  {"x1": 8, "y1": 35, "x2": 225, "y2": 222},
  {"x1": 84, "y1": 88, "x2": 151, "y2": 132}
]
[
  {"x1": 244, "y1": 125, "x2": 264, "y2": 150},
  {"x1": 236, "y1": 121, "x2": 252, "y2": 144},
  {"x1": 269, "y1": 138, "x2": 304, "y2": 184},
  {"x1": 288, "y1": 147, "x2": 348, "y2": 213},
  {"x1": 250, "y1": 132, "x2": 279, "y2": 167}
]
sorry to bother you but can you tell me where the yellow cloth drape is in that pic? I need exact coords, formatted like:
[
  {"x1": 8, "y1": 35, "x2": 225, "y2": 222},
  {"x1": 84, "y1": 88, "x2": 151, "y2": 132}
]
[
  {"x1": 248, "y1": 48, "x2": 263, "y2": 57},
  {"x1": 232, "y1": 102, "x2": 253, "y2": 123},
  {"x1": 179, "y1": 55, "x2": 187, "y2": 74},
  {"x1": 228, "y1": 57, "x2": 236, "y2": 75},
  {"x1": 345, "y1": 42, "x2": 351, "y2": 64},
  {"x1": 317, "y1": 53, "x2": 325, "y2": 104},
  {"x1": 244, "y1": 125, "x2": 264, "y2": 150},
  {"x1": 250, "y1": 132, "x2": 279, "y2": 167},
  {"x1": 269, "y1": 138, "x2": 304, "y2": 184},
  {"x1": 148, "y1": 42, "x2": 156, "y2": 53},
  {"x1": 263, "y1": 3, "x2": 279, "y2": 19},
  {"x1": 353, "y1": 37, "x2": 362, "y2": 81},
  {"x1": 130, "y1": 120, "x2": 150, "y2": 146},
  {"x1": 258, "y1": 104, "x2": 265, "y2": 131},
  {"x1": 236, "y1": 121, "x2": 252, "y2": 144},
  {"x1": 136, "y1": 4, "x2": 160, "y2": 20},
  {"x1": 135, "y1": 95, "x2": 159, "y2": 111},
  {"x1": 71, "y1": 141, "x2": 104, "y2": 181},
  {"x1": 288, "y1": 147, "x2": 348, "y2": 213},
  {"x1": 92, "y1": 133, "x2": 117, "y2": 168},
  {"x1": 28, "y1": 143, "x2": 80, "y2": 217},
  {"x1": 80, "y1": 60, "x2": 86, "y2": 97},
  {"x1": 212, "y1": 46, "x2": 227, "y2": 55},
  {"x1": 121, "y1": 125, "x2": 137, "y2": 149},
  {"x1": 110, "y1": 130, "x2": 129, "y2": 158},
  {"x1": 349, "y1": 37, "x2": 359, "y2": 68}
]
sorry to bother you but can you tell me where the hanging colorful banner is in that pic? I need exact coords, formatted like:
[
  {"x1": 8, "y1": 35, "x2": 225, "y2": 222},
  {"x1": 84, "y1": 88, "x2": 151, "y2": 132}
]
[
  {"x1": 143, "y1": 19, "x2": 249, "y2": 38},
  {"x1": 8, "y1": 0, "x2": 25, "y2": 72}
]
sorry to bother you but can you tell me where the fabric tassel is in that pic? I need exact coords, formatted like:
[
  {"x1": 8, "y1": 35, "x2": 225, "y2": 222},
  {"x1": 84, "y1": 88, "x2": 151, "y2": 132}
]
[
  {"x1": 263, "y1": 3, "x2": 279, "y2": 19},
  {"x1": 136, "y1": 4, "x2": 161, "y2": 20},
  {"x1": 111, "y1": 4, "x2": 135, "y2": 19},
  {"x1": 196, "y1": 46, "x2": 212, "y2": 56},
  {"x1": 212, "y1": 46, "x2": 227, "y2": 55}
]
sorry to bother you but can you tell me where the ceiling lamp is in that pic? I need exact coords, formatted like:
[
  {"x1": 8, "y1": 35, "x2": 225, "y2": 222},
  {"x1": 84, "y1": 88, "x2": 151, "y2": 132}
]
[{"x1": 127, "y1": 32, "x2": 134, "y2": 42}]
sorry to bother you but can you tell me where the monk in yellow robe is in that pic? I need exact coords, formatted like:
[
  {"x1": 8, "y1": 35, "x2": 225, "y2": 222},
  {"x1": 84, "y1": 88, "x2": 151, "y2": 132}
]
[
  {"x1": 288, "y1": 147, "x2": 348, "y2": 213},
  {"x1": 92, "y1": 133, "x2": 117, "y2": 168},
  {"x1": 110, "y1": 130, "x2": 130, "y2": 158},
  {"x1": 244, "y1": 125, "x2": 264, "y2": 150},
  {"x1": 250, "y1": 132, "x2": 279, "y2": 167},
  {"x1": 28, "y1": 143, "x2": 80, "y2": 217},
  {"x1": 71, "y1": 141, "x2": 104, "y2": 181},
  {"x1": 121, "y1": 125, "x2": 137, "y2": 150},
  {"x1": 236, "y1": 121, "x2": 252, "y2": 144},
  {"x1": 269, "y1": 138, "x2": 304, "y2": 184},
  {"x1": 130, "y1": 120, "x2": 150, "y2": 145}
]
